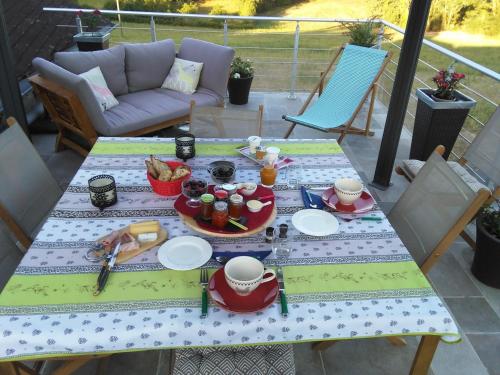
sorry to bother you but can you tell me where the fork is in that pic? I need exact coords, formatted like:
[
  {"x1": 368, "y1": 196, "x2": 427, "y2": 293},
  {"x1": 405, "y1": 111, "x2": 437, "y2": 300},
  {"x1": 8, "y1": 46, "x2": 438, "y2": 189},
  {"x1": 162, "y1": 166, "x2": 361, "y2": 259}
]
[{"x1": 200, "y1": 268, "x2": 208, "y2": 318}]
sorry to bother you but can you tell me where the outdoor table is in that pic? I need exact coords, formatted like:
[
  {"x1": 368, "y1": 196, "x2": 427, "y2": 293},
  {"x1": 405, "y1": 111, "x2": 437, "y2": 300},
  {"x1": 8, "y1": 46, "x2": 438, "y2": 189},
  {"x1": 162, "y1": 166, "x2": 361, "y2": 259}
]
[{"x1": 0, "y1": 138, "x2": 459, "y2": 374}]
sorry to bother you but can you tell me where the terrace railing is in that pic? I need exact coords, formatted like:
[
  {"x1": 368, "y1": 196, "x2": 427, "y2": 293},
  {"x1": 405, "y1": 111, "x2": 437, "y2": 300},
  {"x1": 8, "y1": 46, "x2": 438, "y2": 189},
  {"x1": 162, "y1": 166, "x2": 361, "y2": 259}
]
[{"x1": 44, "y1": 8, "x2": 499, "y2": 160}]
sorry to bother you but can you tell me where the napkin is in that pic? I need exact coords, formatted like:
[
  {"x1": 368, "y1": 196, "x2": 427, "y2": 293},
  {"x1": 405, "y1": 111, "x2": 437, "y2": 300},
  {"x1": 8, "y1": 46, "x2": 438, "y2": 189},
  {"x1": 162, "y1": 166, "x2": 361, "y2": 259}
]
[
  {"x1": 212, "y1": 250, "x2": 272, "y2": 262},
  {"x1": 301, "y1": 186, "x2": 325, "y2": 209}
]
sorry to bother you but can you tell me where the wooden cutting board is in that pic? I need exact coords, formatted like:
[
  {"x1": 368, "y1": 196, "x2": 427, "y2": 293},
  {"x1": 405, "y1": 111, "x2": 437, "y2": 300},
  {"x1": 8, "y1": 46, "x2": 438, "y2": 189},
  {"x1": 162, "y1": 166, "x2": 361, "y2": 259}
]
[{"x1": 98, "y1": 224, "x2": 168, "y2": 264}]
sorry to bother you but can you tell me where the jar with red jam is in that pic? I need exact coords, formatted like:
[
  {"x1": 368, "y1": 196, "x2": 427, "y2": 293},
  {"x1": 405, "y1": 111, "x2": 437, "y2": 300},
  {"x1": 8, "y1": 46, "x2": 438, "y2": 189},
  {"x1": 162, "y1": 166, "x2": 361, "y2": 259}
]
[
  {"x1": 214, "y1": 189, "x2": 229, "y2": 203},
  {"x1": 212, "y1": 201, "x2": 229, "y2": 229},
  {"x1": 200, "y1": 193, "x2": 215, "y2": 221},
  {"x1": 229, "y1": 193, "x2": 244, "y2": 220}
]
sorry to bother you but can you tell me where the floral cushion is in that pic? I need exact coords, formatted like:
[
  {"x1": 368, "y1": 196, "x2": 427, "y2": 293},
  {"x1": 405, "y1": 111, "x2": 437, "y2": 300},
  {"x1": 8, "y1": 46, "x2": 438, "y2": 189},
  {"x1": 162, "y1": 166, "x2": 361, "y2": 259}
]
[
  {"x1": 173, "y1": 345, "x2": 295, "y2": 375},
  {"x1": 402, "y1": 159, "x2": 490, "y2": 193},
  {"x1": 162, "y1": 58, "x2": 203, "y2": 95},
  {"x1": 79, "y1": 66, "x2": 119, "y2": 112}
]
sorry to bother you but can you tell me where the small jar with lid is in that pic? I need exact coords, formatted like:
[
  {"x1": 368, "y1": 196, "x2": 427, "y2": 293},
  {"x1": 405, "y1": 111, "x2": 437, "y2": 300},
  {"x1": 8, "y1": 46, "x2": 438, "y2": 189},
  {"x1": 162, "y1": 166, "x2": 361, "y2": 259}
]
[
  {"x1": 212, "y1": 201, "x2": 229, "y2": 229},
  {"x1": 214, "y1": 189, "x2": 229, "y2": 203},
  {"x1": 229, "y1": 193, "x2": 244, "y2": 220},
  {"x1": 200, "y1": 193, "x2": 215, "y2": 220}
]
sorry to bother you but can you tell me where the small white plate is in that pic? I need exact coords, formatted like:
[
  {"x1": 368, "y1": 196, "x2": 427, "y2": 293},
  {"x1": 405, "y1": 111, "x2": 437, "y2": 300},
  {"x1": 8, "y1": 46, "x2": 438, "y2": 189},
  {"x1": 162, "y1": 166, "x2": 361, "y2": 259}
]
[
  {"x1": 291, "y1": 209, "x2": 339, "y2": 236},
  {"x1": 157, "y1": 236, "x2": 213, "y2": 271}
]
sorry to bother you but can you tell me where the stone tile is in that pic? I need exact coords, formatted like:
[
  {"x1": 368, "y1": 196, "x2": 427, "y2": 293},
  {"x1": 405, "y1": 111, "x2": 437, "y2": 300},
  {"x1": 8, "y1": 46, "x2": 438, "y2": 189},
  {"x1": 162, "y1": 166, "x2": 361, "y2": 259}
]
[
  {"x1": 321, "y1": 337, "x2": 419, "y2": 375},
  {"x1": 428, "y1": 250, "x2": 482, "y2": 298},
  {"x1": 45, "y1": 150, "x2": 84, "y2": 186},
  {"x1": 293, "y1": 343, "x2": 325, "y2": 375},
  {"x1": 444, "y1": 297, "x2": 500, "y2": 333},
  {"x1": 467, "y1": 333, "x2": 500, "y2": 375},
  {"x1": 431, "y1": 333, "x2": 489, "y2": 375},
  {"x1": 103, "y1": 350, "x2": 163, "y2": 375},
  {"x1": 451, "y1": 243, "x2": 500, "y2": 318},
  {"x1": 31, "y1": 134, "x2": 56, "y2": 157}
]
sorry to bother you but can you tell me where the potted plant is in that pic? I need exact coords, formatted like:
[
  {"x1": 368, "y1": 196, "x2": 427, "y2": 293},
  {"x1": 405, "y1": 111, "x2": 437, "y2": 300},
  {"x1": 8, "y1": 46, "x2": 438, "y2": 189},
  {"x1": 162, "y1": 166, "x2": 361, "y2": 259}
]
[
  {"x1": 227, "y1": 57, "x2": 254, "y2": 105},
  {"x1": 74, "y1": 9, "x2": 112, "y2": 51},
  {"x1": 410, "y1": 64, "x2": 476, "y2": 160},
  {"x1": 471, "y1": 201, "x2": 500, "y2": 289},
  {"x1": 343, "y1": 17, "x2": 381, "y2": 48}
]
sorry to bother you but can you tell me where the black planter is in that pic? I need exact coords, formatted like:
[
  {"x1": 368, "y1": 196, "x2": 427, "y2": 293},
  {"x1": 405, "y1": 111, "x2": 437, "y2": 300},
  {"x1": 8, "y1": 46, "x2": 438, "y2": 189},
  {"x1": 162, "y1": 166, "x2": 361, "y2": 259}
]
[
  {"x1": 228, "y1": 76, "x2": 253, "y2": 105},
  {"x1": 471, "y1": 215, "x2": 500, "y2": 289},
  {"x1": 74, "y1": 32, "x2": 111, "y2": 52},
  {"x1": 409, "y1": 88, "x2": 476, "y2": 160}
]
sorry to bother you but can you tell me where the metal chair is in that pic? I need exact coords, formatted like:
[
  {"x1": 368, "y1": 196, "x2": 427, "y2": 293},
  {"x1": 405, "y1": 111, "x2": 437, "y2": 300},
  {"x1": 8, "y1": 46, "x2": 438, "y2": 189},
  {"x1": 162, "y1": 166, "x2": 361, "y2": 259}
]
[
  {"x1": 0, "y1": 117, "x2": 62, "y2": 252},
  {"x1": 189, "y1": 101, "x2": 264, "y2": 138},
  {"x1": 283, "y1": 44, "x2": 391, "y2": 143},
  {"x1": 171, "y1": 345, "x2": 295, "y2": 375},
  {"x1": 389, "y1": 150, "x2": 491, "y2": 274}
]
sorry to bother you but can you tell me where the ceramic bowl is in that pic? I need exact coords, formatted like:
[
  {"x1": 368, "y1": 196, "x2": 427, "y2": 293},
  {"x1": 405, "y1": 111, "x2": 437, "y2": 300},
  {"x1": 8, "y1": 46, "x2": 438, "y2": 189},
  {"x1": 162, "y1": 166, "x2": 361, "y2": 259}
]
[
  {"x1": 334, "y1": 178, "x2": 363, "y2": 205},
  {"x1": 238, "y1": 182, "x2": 257, "y2": 196}
]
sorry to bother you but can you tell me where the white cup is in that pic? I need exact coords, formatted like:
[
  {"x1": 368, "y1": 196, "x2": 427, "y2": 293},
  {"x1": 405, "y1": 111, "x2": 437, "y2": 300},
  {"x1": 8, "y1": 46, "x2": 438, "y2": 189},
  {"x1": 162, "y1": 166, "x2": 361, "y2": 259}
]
[
  {"x1": 224, "y1": 256, "x2": 276, "y2": 295},
  {"x1": 248, "y1": 136, "x2": 262, "y2": 153},
  {"x1": 265, "y1": 146, "x2": 280, "y2": 165},
  {"x1": 334, "y1": 178, "x2": 363, "y2": 205}
]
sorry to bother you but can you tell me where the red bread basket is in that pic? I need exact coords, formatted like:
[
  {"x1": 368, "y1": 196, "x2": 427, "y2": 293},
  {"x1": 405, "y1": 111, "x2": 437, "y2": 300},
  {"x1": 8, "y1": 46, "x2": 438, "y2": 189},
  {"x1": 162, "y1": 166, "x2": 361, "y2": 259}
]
[{"x1": 147, "y1": 161, "x2": 191, "y2": 196}]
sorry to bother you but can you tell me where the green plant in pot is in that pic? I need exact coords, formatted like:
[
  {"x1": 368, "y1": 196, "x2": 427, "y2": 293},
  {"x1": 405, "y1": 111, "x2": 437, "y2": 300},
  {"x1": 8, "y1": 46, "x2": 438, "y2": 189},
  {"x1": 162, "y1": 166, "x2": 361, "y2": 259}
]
[
  {"x1": 227, "y1": 57, "x2": 254, "y2": 105},
  {"x1": 343, "y1": 17, "x2": 382, "y2": 47},
  {"x1": 471, "y1": 200, "x2": 500, "y2": 289},
  {"x1": 74, "y1": 9, "x2": 112, "y2": 51}
]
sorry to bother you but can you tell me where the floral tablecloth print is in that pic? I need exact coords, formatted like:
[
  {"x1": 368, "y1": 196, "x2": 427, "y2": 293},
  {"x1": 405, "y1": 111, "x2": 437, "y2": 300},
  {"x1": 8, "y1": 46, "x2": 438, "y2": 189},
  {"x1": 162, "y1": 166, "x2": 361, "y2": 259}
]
[{"x1": 0, "y1": 138, "x2": 459, "y2": 361}]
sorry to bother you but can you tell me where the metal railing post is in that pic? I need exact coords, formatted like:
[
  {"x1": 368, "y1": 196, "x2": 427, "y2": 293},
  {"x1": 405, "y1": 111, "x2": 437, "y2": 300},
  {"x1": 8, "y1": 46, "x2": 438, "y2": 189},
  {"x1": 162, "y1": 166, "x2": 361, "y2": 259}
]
[
  {"x1": 115, "y1": 0, "x2": 124, "y2": 36},
  {"x1": 150, "y1": 16, "x2": 157, "y2": 42},
  {"x1": 289, "y1": 21, "x2": 300, "y2": 99},
  {"x1": 223, "y1": 19, "x2": 228, "y2": 46},
  {"x1": 376, "y1": 24, "x2": 384, "y2": 49},
  {"x1": 76, "y1": 15, "x2": 83, "y2": 34}
]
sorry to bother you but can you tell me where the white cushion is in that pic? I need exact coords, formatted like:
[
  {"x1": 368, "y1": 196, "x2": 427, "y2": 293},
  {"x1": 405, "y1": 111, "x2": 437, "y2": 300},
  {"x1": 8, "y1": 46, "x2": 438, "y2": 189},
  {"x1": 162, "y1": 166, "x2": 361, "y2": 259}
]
[
  {"x1": 79, "y1": 66, "x2": 119, "y2": 112},
  {"x1": 402, "y1": 159, "x2": 490, "y2": 193},
  {"x1": 161, "y1": 58, "x2": 203, "y2": 95}
]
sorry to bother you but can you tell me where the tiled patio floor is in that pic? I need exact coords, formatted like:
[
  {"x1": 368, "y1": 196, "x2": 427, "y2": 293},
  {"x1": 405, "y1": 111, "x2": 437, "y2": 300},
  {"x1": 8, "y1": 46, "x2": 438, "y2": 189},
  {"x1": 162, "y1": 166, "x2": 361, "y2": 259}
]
[{"x1": 23, "y1": 92, "x2": 500, "y2": 374}]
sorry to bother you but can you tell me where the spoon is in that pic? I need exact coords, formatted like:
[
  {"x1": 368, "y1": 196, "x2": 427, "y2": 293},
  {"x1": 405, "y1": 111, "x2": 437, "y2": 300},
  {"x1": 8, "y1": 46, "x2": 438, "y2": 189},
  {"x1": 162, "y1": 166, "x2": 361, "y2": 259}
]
[
  {"x1": 247, "y1": 200, "x2": 272, "y2": 213},
  {"x1": 215, "y1": 256, "x2": 230, "y2": 265},
  {"x1": 305, "y1": 190, "x2": 318, "y2": 209}
]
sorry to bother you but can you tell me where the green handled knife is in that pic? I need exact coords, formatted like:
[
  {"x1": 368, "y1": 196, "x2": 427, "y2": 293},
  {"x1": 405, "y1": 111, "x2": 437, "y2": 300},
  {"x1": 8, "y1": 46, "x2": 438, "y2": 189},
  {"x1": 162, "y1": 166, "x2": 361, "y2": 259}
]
[{"x1": 277, "y1": 267, "x2": 288, "y2": 317}]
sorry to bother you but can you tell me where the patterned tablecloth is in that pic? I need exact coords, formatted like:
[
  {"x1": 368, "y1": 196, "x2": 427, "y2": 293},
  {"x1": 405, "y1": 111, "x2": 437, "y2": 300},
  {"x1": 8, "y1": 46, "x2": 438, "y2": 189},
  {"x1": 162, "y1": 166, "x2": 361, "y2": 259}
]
[{"x1": 0, "y1": 138, "x2": 459, "y2": 361}]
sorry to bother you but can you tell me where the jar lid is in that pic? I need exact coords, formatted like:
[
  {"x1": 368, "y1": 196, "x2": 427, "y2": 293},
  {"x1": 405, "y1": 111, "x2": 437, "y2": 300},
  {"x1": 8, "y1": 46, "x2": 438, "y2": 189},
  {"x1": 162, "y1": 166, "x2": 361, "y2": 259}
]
[
  {"x1": 222, "y1": 183, "x2": 237, "y2": 191},
  {"x1": 214, "y1": 201, "x2": 228, "y2": 211},
  {"x1": 214, "y1": 190, "x2": 228, "y2": 199},
  {"x1": 230, "y1": 194, "x2": 243, "y2": 204},
  {"x1": 201, "y1": 193, "x2": 214, "y2": 203}
]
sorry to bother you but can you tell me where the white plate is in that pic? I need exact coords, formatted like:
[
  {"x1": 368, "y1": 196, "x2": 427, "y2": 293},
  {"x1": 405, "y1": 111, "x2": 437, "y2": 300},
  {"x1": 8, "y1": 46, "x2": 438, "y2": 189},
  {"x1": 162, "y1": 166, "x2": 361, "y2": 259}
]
[
  {"x1": 157, "y1": 236, "x2": 213, "y2": 270},
  {"x1": 291, "y1": 209, "x2": 339, "y2": 237}
]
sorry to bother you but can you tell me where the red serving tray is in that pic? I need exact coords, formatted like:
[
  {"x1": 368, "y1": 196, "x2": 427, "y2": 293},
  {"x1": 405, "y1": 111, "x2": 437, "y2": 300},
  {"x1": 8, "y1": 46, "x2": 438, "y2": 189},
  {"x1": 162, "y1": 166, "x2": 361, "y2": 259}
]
[{"x1": 174, "y1": 185, "x2": 275, "y2": 235}]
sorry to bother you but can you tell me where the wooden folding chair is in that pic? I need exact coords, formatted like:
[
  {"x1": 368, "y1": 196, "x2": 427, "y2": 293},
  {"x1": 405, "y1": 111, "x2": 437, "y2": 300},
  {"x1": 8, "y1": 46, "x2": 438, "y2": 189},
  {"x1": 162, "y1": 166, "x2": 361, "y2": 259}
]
[
  {"x1": 189, "y1": 101, "x2": 264, "y2": 138},
  {"x1": 396, "y1": 106, "x2": 500, "y2": 248},
  {"x1": 283, "y1": 44, "x2": 391, "y2": 143},
  {"x1": 390, "y1": 149, "x2": 491, "y2": 274}
]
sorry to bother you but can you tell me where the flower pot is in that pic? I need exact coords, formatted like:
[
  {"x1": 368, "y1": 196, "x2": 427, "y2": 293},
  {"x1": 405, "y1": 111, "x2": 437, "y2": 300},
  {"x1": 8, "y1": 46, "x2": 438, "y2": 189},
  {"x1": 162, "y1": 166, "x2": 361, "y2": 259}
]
[
  {"x1": 471, "y1": 215, "x2": 500, "y2": 289},
  {"x1": 409, "y1": 88, "x2": 476, "y2": 160},
  {"x1": 74, "y1": 32, "x2": 111, "y2": 51},
  {"x1": 228, "y1": 76, "x2": 253, "y2": 105}
]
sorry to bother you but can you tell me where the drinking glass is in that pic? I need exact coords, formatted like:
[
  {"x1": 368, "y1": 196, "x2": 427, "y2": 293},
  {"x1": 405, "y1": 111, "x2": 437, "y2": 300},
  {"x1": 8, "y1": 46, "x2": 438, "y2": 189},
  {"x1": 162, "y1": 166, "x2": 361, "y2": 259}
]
[{"x1": 286, "y1": 164, "x2": 303, "y2": 190}]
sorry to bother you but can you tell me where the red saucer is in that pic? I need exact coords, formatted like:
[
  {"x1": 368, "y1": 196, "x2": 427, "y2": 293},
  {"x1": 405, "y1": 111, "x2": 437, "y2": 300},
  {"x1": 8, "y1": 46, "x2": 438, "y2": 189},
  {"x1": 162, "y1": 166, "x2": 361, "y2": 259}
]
[
  {"x1": 208, "y1": 268, "x2": 279, "y2": 313},
  {"x1": 322, "y1": 188, "x2": 375, "y2": 213}
]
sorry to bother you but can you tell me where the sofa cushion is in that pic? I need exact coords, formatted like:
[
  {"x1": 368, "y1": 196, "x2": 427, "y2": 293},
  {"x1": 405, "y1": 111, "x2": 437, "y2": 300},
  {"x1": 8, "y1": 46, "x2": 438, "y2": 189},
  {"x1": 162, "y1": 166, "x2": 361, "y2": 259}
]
[
  {"x1": 125, "y1": 39, "x2": 176, "y2": 92},
  {"x1": 102, "y1": 90, "x2": 190, "y2": 136},
  {"x1": 161, "y1": 58, "x2": 203, "y2": 95},
  {"x1": 178, "y1": 38, "x2": 235, "y2": 98},
  {"x1": 158, "y1": 87, "x2": 221, "y2": 107},
  {"x1": 54, "y1": 45, "x2": 128, "y2": 96},
  {"x1": 79, "y1": 67, "x2": 119, "y2": 112},
  {"x1": 32, "y1": 57, "x2": 110, "y2": 135}
]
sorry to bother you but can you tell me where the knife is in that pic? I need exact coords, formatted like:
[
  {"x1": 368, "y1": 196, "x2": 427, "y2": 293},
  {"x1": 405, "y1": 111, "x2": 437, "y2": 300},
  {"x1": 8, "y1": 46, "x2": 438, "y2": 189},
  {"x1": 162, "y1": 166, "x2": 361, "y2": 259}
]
[
  {"x1": 94, "y1": 241, "x2": 121, "y2": 296},
  {"x1": 277, "y1": 267, "x2": 288, "y2": 317}
]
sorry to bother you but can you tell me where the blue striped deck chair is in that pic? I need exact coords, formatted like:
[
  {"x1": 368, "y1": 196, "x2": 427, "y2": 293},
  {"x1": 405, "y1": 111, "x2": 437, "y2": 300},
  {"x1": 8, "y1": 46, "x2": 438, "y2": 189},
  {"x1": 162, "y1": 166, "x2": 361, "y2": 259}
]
[{"x1": 283, "y1": 44, "x2": 391, "y2": 143}]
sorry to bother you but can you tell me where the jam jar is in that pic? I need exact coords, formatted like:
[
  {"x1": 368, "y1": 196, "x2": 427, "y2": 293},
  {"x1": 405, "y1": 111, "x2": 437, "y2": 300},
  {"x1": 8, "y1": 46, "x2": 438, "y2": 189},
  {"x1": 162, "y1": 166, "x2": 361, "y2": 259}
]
[
  {"x1": 229, "y1": 193, "x2": 244, "y2": 220},
  {"x1": 212, "y1": 201, "x2": 229, "y2": 229},
  {"x1": 200, "y1": 193, "x2": 215, "y2": 220}
]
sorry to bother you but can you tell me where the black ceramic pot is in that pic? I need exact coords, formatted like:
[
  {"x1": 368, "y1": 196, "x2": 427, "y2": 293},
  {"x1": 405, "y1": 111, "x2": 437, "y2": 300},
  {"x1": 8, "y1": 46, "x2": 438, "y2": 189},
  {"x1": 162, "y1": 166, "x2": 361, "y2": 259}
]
[
  {"x1": 228, "y1": 76, "x2": 253, "y2": 105},
  {"x1": 471, "y1": 215, "x2": 500, "y2": 289}
]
